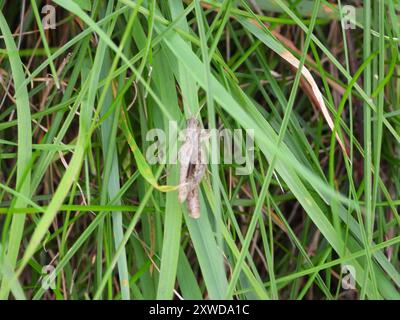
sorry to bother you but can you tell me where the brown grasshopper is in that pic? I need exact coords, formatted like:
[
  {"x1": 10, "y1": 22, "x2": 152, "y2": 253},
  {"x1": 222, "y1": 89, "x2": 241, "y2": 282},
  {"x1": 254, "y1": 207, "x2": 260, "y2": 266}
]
[{"x1": 178, "y1": 118, "x2": 206, "y2": 219}]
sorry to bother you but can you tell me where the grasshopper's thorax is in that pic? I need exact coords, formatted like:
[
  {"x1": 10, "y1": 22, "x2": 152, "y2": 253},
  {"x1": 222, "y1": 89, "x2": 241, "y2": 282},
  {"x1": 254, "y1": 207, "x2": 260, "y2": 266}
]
[{"x1": 184, "y1": 118, "x2": 201, "y2": 145}]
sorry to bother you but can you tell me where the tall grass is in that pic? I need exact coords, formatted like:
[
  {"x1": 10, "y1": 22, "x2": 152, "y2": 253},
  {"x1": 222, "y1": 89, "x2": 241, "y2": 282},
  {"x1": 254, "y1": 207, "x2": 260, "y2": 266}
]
[{"x1": 0, "y1": 0, "x2": 399, "y2": 300}]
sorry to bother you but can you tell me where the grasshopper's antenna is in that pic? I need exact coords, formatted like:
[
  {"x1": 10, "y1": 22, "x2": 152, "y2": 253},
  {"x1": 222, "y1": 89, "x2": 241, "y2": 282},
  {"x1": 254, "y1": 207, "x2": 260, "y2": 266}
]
[{"x1": 195, "y1": 101, "x2": 206, "y2": 120}]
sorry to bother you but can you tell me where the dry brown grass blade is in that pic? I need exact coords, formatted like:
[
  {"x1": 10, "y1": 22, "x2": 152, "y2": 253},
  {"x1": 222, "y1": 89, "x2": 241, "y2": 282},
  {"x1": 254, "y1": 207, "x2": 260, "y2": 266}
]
[{"x1": 280, "y1": 49, "x2": 348, "y2": 156}]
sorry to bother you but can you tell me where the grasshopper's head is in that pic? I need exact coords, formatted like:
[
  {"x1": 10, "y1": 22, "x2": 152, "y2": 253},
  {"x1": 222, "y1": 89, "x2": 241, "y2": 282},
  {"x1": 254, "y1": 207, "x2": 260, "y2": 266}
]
[{"x1": 186, "y1": 117, "x2": 200, "y2": 129}]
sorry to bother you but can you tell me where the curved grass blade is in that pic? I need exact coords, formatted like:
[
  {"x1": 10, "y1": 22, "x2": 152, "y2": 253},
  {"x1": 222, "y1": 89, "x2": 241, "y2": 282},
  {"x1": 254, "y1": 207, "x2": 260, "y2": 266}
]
[{"x1": 0, "y1": 12, "x2": 32, "y2": 299}]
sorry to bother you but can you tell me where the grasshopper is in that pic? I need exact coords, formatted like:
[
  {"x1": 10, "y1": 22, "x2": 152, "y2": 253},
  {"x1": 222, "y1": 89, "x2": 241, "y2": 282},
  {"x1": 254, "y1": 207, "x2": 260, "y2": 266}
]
[{"x1": 178, "y1": 118, "x2": 206, "y2": 219}]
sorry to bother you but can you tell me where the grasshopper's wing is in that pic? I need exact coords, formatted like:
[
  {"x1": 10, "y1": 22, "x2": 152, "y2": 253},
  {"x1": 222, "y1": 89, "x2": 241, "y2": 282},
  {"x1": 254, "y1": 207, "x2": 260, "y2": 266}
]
[
  {"x1": 187, "y1": 187, "x2": 200, "y2": 219},
  {"x1": 178, "y1": 140, "x2": 193, "y2": 203},
  {"x1": 191, "y1": 146, "x2": 206, "y2": 186}
]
